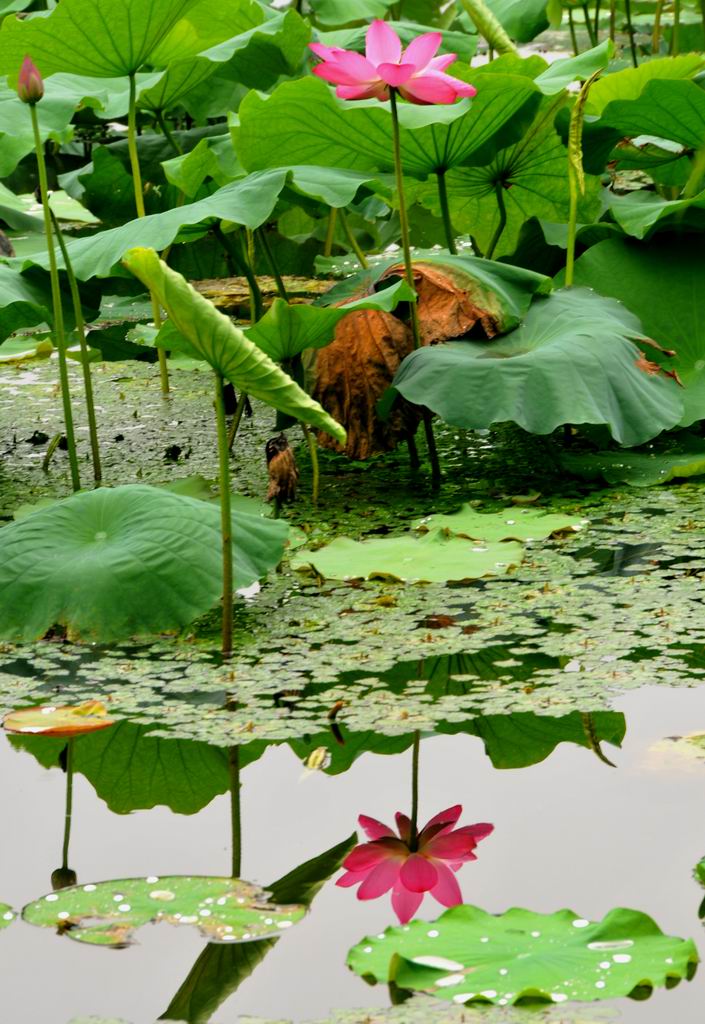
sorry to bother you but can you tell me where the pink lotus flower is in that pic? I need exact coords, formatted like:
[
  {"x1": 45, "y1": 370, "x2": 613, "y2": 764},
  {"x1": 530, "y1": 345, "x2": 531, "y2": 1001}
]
[
  {"x1": 309, "y1": 20, "x2": 477, "y2": 105},
  {"x1": 17, "y1": 55, "x2": 44, "y2": 105},
  {"x1": 337, "y1": 804, "x2": 493, "y2": 923}
]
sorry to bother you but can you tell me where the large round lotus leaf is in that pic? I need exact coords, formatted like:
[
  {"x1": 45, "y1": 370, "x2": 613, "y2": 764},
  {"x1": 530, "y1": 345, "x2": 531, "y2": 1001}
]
[
  {"x1": 348, "y1": 905, "x2": 699, "y2": 1005},
  {"x1": 387, "y1": 289, "x2": 683, "y2": 446},
  {"x1": 0, "y1": 904, "x2": 15, "y2": 930},
  {"x1": 572, "y1": 237, "x2": 705, "y2": 427},
  {"x1": 414, "y1": 506, "x2": 586, "y2": 542},
  {"x1": 291, "y1": 530, "x2": 524, "y2": 584},
  {"x1": 3, "y1": 701, "x2": 115, "y2": 738},
  {"x1": 23, "y1": 876, "x2": 304, "y2": 947},
  {"x1": 0, "y1": 485, "x2": 288, "y2": 642}
]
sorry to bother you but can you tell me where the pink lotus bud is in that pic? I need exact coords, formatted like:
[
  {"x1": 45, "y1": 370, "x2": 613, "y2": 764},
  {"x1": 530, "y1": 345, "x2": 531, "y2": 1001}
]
[{"x1": 17, "y1": 55, "x2": 43, "y2": 104}]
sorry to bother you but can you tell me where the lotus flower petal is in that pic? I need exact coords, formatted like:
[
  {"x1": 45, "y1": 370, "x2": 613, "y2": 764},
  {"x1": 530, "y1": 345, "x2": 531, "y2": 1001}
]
[
  {"x1": 366, "y1": 19, "x2": 402, "y2": 66},
  {"x1": 430, "y1": 860, "x2": 463, "y2": 907},
  {"x1": 359, "y1": 814, "x2": 395, "y2": 840},
  {"x1": 377, "y1": 62, "x2": 416, "y2": 87},
  {"x1": 403, "y1": 32, "x2": 443, "y2": 71},
  {"x1": 400, "y1": 854, "x2": 438, "y2": 893},
  {"x1": 391, "y1": 884, "x2": 424, "y2": 924},
  {"x1": 357, "y1": 858, "x2": 402, "y2": 899}
]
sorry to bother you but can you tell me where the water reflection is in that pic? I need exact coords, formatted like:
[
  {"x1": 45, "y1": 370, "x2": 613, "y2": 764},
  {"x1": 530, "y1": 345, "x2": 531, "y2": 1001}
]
[{"x1": 0, "y1": 696, "x2": 702, "y2": 1022}]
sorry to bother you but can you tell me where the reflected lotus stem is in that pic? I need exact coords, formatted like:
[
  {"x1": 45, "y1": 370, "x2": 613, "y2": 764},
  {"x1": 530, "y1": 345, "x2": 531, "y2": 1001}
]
[
  {"x1": 229, "y1": 746, "x2": 241, "y2": 877},
  {"x1": 409, "y1": 730, "x2": 420, "y2": 850},
  {"x1": 214, "y1": 371, "x2": 234, "y2": 657},
  {"x1": 61, "y1": 739, "x2": 74, "y2": 870}
]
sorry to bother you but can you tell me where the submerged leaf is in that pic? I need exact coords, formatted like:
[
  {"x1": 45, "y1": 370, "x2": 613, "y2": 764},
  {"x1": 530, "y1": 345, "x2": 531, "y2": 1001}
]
[
  {"x1": 348, "y1": 905, "x2": 699, "y2": 1004},
  {"x1": 23, "y1": 876, "x2": 304, "y2": 947},
  {"x1": 0, "y1": 485, "x2": 289, "y2": 642},
  {"x1": 561, "y1": 438, "x2": 705, "y2": 487}
]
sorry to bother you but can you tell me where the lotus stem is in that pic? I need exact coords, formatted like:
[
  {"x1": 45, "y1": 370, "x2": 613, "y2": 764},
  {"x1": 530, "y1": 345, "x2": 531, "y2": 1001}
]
[
  {"x1": 128, "y1": 73, "x2": 169, "y2": 395},
  {"x1": 156, "y1": 109, "x2": 182, "y2": 156},
  {"x1": 670, "y1": 0, "x2": 681, "y2": 55},
  {"x1": 409, "y1": 730, "x2": 420, "y2": 851},
  {"x1": 406, "y1": 429, "x2": 420, "y2": 470},
  {"x1": 457, "y1": 0, "x2": 517, "y2": 54},
  {"x1": 229, "y1": 746, "x2": 241, "y2": 877},
  {"x1": 609, "y1": 0, "x2": 616, "y2": 41},
  {"x1": 594, "y1": 0, "x2": 602, "y2": 39},
  {"x1": 389, "y1": 87, "x2": 441, "y2": 487},
  {"x1": 257, "y1": 226, "x2": 290, "y2": 300},
  {"x1": 214, "y1": 371, "x2": 234, "y2": 658},
  {"x1": 302, "y1": 422, "x2": 319, "y2": 505},
  {"x1": 436, "y1": 169, "x2": 457, "y2": 254},
  {"x1": 51, "y1": 210, "x2": 102, "y2": 485},
  {"x1": 624, "y1": 0, "x2": 638, "y2": 65},
  {"x1": 582, "y1": 3, "x2": 597, "y2": 46},
  {"x1": 213, "y1": 224, "x2": 263, "y2": 321},
  {"x1": 568, "y1": 8, "x2": 580, "y2": 54},
  {"x1": 323, "y1": 207, "x2": 337, "y2": 256},
  {"x1": 485, "y1": 180, "x2": 507, "y2": 259},
  {"x1": 701, "y1": 0, "x2": 705, "y2": 49},
  {"x1": 338, "y1": 208, "x2": 369, "y2": 268},
  {"x1": 227, "y1": 390, "x2": 248, "y2": 451},
  {"x1": 652, "y1": 0, "x2": 664, "y2": 50},
  {"x1": 30, "y1": 103, "x2": 81, "y2": 492},
  {"x1": 61, "y1": 739, "x2": 74, "y2": 870}
]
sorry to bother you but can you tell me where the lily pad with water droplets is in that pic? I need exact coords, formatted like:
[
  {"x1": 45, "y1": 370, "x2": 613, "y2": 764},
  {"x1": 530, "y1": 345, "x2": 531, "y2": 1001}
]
[
  {"x1": 0, "y1": 903, "x2": 16, "y2": 929},
  {"x1": 3, "y1": 701, "x2": 114, "y2": 738},
  {"x1": 291, "y1": 530, "x2": 524, "y2": 584},
  {"x1": 413, "y1": 506, "x2": 586, "y2": 543},
  {"x1": 22, "y1": 876, "x2": 304, "y2": 948},
  {"x1": 348, "y1": 905, "x2": 698, "y2": 1005}
]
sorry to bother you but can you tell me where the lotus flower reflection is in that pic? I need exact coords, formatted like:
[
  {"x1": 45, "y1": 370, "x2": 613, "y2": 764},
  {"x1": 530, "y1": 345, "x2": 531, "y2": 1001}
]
[
  {"x1": 310, "y1": 20, "x2": 476, "y2": 105},
  {"x1": 337, "y1": 805, "x2": 493, "y2": 923}
]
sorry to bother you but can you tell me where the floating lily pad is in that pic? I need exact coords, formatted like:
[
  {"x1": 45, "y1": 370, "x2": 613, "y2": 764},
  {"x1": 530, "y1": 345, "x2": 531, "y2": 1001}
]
[
  {"x1": 561, "y1": 438, "x2": 705, "y2": 487},
  {"x1": 291, "y1": 530, "x2": 524, "y2": 584},
  {"x1": 3, "y1": 701, "x2": 114, "y2": 738},
  {"x1": 0, "y1": 904, "x2": 15, "y2": 929},
  {"x1": 23, "y1": 876, "x2": 305, "y2": 948},
  {"x1": 0, "y1": 485, "x2": 288, "y2": 642},
  {"x1": 348, "y1": 905, "x2": 698, "y2": 1005},
  {"x1": 696, "y1": 859, "x2": 705, "y2": 920},
  {"x1": 414, "y1": 506, "x2": 586, "y2": 543}
]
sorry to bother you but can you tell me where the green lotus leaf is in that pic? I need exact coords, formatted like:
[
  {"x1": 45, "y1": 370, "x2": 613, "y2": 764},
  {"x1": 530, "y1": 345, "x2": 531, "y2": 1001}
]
[
  {"x1": 348, "y1": 905, "x2": 699, "y2": 1004},
  {"x1": 291, "y1": 529, "x2": 524, "y2": 584},
  {"x1": 0, "y1": 0, "x2": 203, "y2": 78},
  {"x1": 319, "y1": 252, "x2": 550, "y2": 335},
  {"x1": 243, "y1": 279, "x2": 414, "y2": 363},
  {"x1": 140, "y1": 8, "x2": 310, "y2": 111},
  {"x1": 18, "y1": 166, "x2": 389, "y2": 280},
  {"x1": 533, "y1": 40, "x2": 613, "y2": 95},
  {"x1": 485, "y1": 0, "x2": 551, "y2": 42},
  {"x1": 0, "y1": 264, "x2": 52, "y2": 342},
  {"x1": 696, "y1": 858, "x2": 705, "y2": 920},
  {"x1": 0, "y1": 903, "x2": 15, "y2": 929},
  {"x1": 386, "y1": 288, "x2": 683, "y2": 446},
  {"x1": 415, "y1": 95, "x2": 601, "y2": 258},
  {"x1": 123, "y1": 248, "x2": 345, "y2": 443},
  {"x1": 0, "y1": 484, "x2": 289, "y2": 643},
  {"x1": 561, "y1": 437, "x2": 705, "y2": 487},
  {"x1": 413, "y1": 505, "x2": 586, "y2": 542},
  {"x1": 571, "y1": 237, "x2": 705, "y2": 426},
  {"x1": 236, "y1": 72, "x2": 541, "y2": 179},
  {"x1": 585, "y1": 54, "x2": 705, "y2": 115},
  {"x1": 23, "y1": 876, "x2": 304, "y2": 947},
  {"x1": 606, "y1": 189, "x2": 705, "y2": 240}
]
